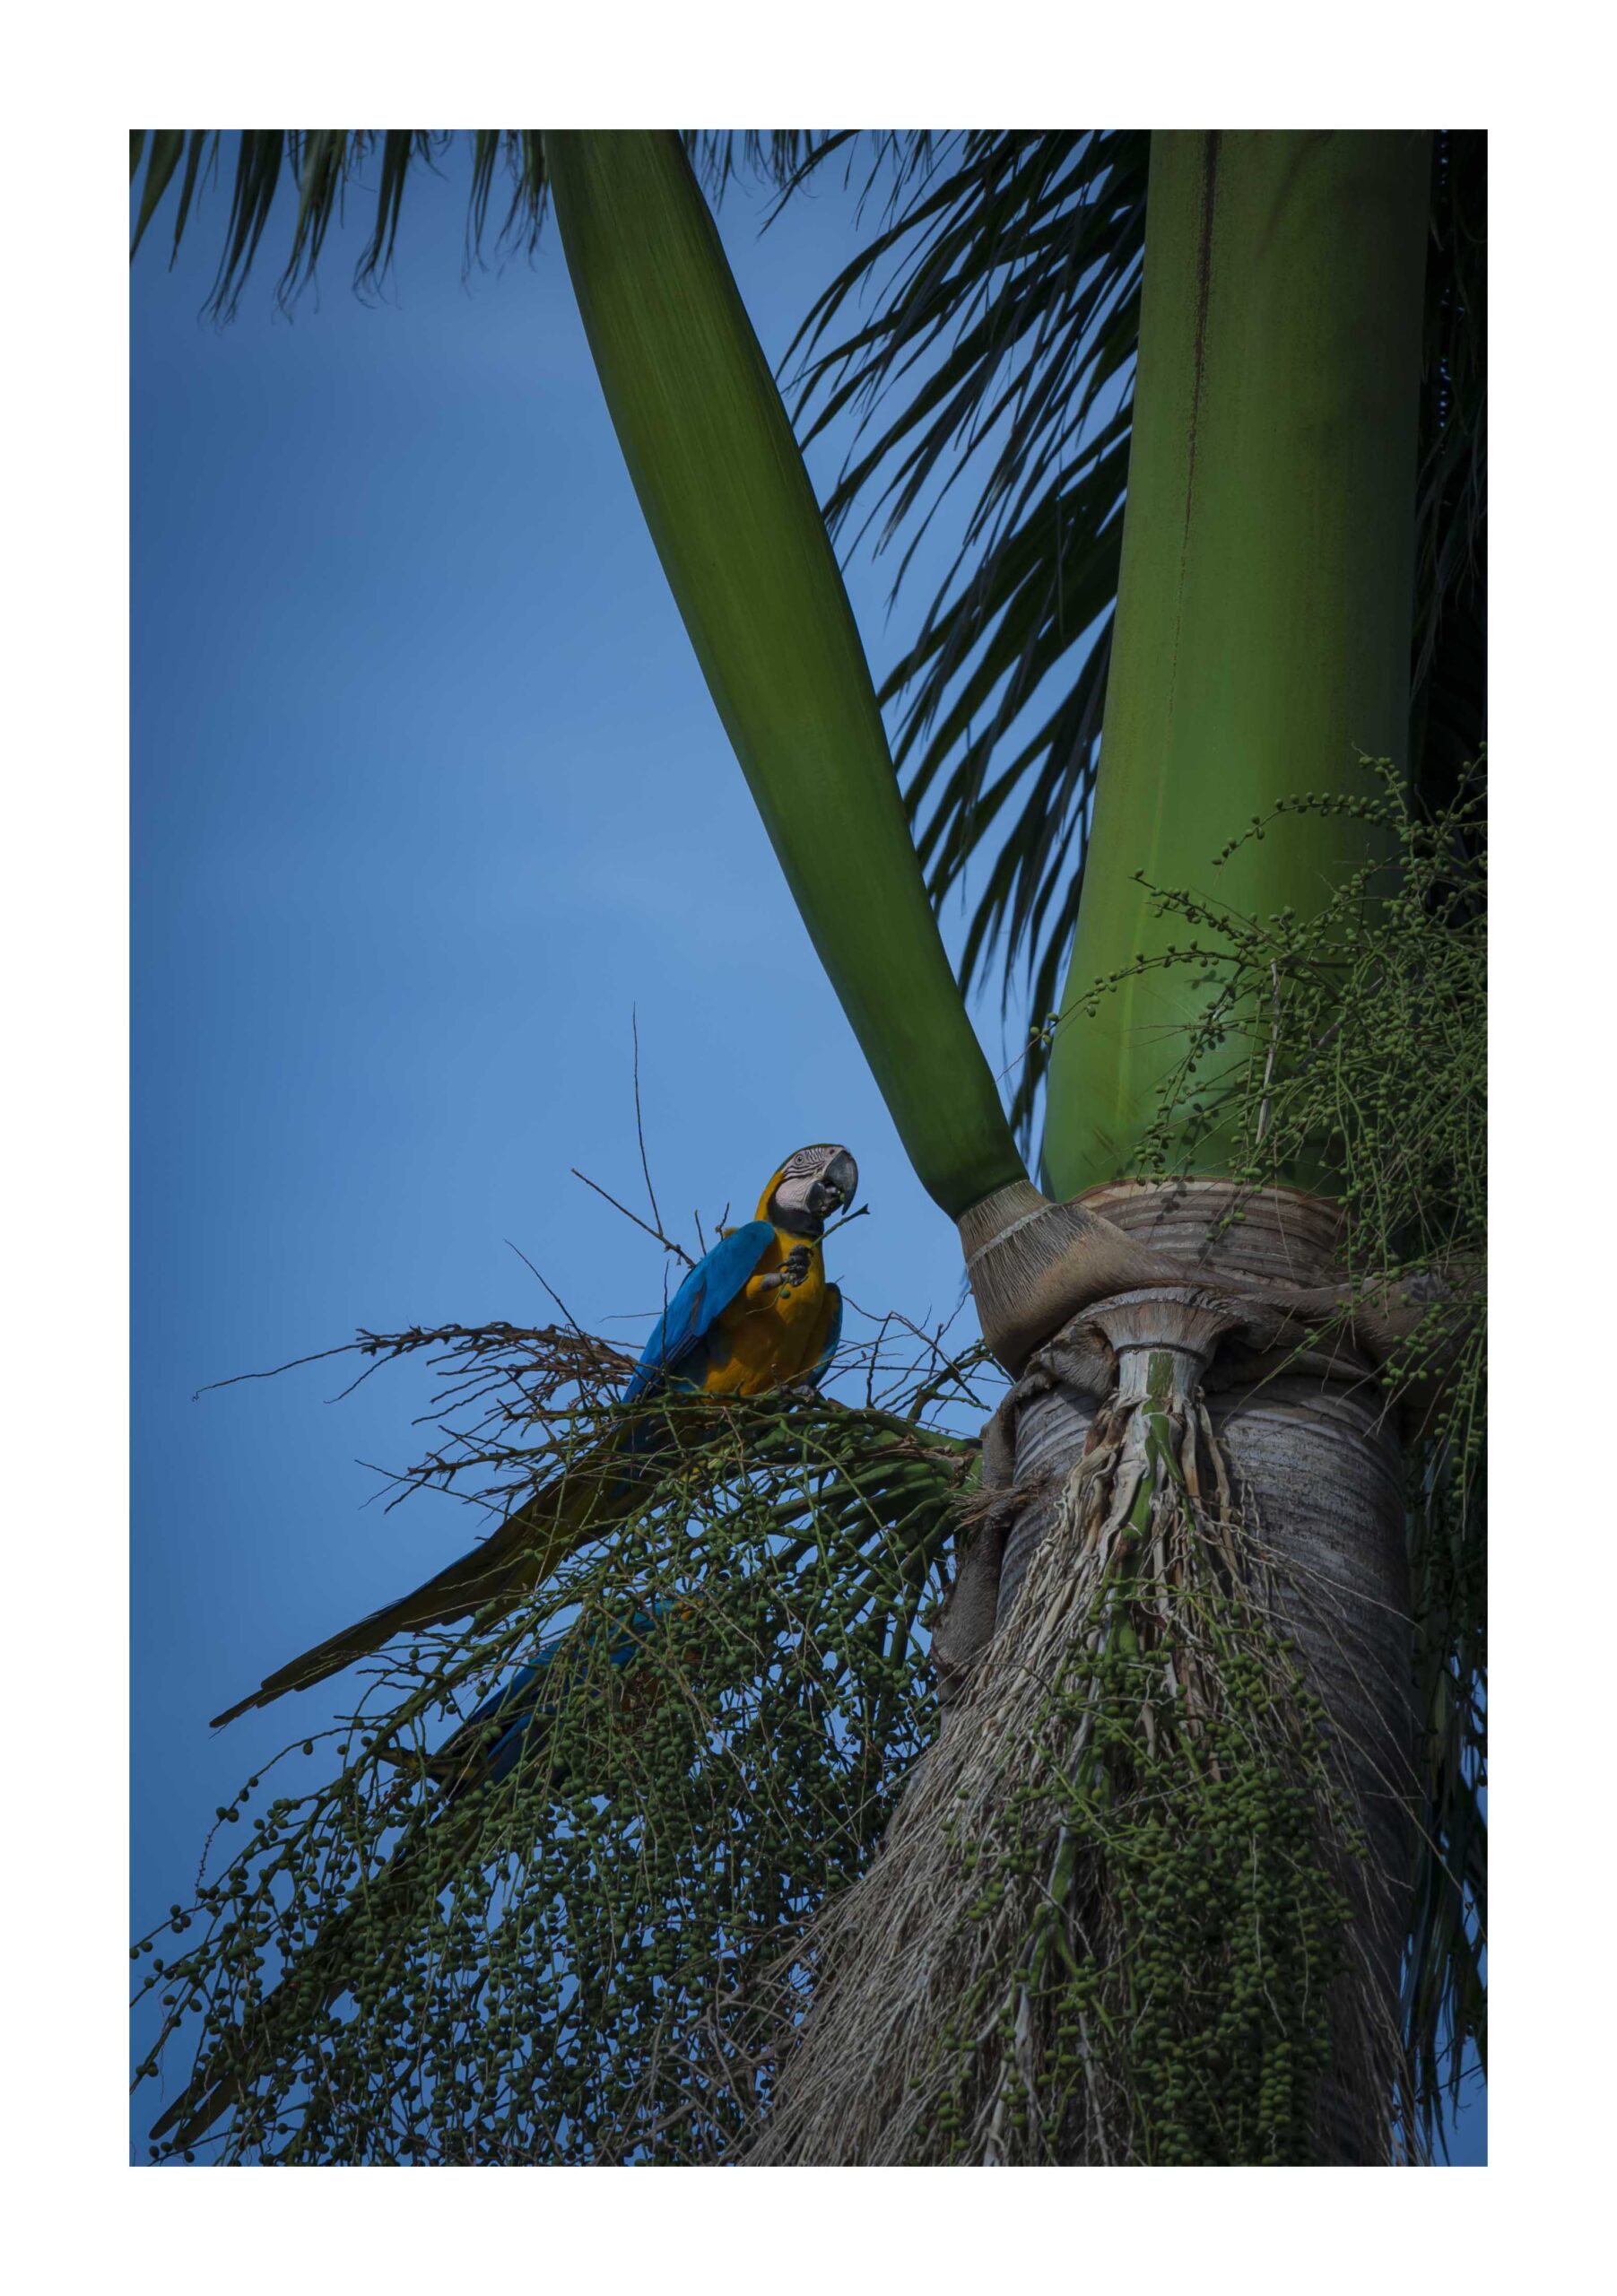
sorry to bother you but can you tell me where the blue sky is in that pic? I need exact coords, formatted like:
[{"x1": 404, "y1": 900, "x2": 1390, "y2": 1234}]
[{"x1": 130, "y1": 139, "x2": 1482, "y2": 2165}]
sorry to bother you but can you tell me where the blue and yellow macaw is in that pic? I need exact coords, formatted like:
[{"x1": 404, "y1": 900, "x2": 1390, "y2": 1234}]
[
  {"x1": 624, "y1": 1141, "x2": 853, "y2": 1404},
  {"x1": 209, "y1": 1144, "x2": 857, "y2": 1729}
]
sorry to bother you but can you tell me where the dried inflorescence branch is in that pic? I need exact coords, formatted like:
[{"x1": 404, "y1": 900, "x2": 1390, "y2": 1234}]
[{"x1": 135, "y1": 1306, "x2": 988, "y2": 2165}]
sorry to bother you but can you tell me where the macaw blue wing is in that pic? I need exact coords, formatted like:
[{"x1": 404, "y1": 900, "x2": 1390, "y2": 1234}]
[
  {"x1": 466, "y1": 1651, "x2": 566, "y2": 1787},
  {"x1": 446, "y1": 1605, "x2": 670, "y2": 1787},
  {"x1": 808, "y1": 1283, "x2": 843, "y2": 1388},
  {"x1": 621, "y1": 1222, "x2": 774, "y2": 1403}
]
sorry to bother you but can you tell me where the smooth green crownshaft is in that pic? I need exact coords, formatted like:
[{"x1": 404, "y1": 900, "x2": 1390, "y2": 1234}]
[
  {"x1": 1043, "y1": 131, "x2": 1430, "y2": 1200},
  {"x1": 545, "y1": 132, "x2": 1025, "y2": 1220}
]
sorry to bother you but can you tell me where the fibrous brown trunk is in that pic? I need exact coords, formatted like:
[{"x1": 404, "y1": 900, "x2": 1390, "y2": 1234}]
[
  {"x1": 988, "y1": 1184, "x2": 1413, "y2": 2163},
  {"x1": 752, "y1": 1181, "x2": 1415, "y2": 2167}
]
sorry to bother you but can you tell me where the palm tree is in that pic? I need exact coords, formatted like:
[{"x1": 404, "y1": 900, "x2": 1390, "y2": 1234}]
[
  {"x1": 767, "y1": 129, "x2": 1482, "y2": 2162},
  {"x1": 130, "y1": 128, "x2": 1483, "y2": 2164}
]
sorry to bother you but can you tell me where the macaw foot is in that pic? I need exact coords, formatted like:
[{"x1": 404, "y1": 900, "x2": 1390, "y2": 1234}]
[{"x1": 758, "y1": 1245, "x2": 813, "y2": 1296}]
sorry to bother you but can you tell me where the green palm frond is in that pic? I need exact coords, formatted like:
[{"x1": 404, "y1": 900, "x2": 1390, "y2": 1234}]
[
  {"x1": 786, "y1": 130, "x2": 1485, "y2": 1150},
  {"x1": 784, "y1": 131, "x2": 1146, "y2": 1142},
  {"x1": 128, "y1": 129, "x2": 828, "y2": 317},
  {"x1": 695, "y1": 129, "x2": 845, "y2": 199}
]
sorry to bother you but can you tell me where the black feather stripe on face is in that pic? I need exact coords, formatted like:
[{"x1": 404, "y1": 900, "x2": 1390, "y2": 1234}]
[{"x1": 780, "y1": 1144, "x2": 839, "y2": 1178}]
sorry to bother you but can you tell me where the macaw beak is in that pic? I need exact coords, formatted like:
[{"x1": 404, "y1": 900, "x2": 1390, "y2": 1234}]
[{"x1": 811, "y1": 1148, "x2": 858, "y2": 1216}]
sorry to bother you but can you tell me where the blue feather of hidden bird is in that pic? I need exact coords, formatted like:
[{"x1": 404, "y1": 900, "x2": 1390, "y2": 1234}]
[{"x1": 448, "y1": 1605, "x2": 673, "y2": 1786}]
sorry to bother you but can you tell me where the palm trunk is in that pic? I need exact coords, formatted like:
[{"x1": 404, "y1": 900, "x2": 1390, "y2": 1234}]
[
  {"x1": 987, "y1": 1184, "x2": 1413, "y2": 2165},
  {"x1": 752, "y1": 1182, "x2": 1415, "y2": 2165}
]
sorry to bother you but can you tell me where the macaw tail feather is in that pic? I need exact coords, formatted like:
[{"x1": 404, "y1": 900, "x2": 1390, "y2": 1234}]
[
  {"x1": 210, "y1": 1427, "x2": 639, "y2": 1729},
  {"x1": 149, "y1": 2066, "x2": 233, "y2": 2150},
  {"x1": 151, "y1": 1794, "x2": 491, "y2": 2151},
  {"x1": 148, "y1": 1870, "x2": 396, "y2": 2151},
  {"x1": 146, "y1": 1875, "x2": 356, "y2": 2147},
  {"x1": 151, "y1": 1806, "x2": 497, "y2": 2150}
]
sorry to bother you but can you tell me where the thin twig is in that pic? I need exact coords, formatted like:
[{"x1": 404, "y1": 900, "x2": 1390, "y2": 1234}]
[
  {"x1": 195, "y1": 1338, "x2": 366, "y2": 1402},
  {"x1": 570, "y1": 1168, "x2": 695, "y2": 1268},
  {"x1": 630, "y1": 1007, "x2": 665, "y2": 1239},
  {"x1": 821, "y1": 1203, "x2": 872, "y2": 1242},
  {"x1": 1255, "y1": 961, "x2": 1283, "y2": 1149},
  {"x1": 504, "y1": 1238, "x2": 592, "y2": 1334}
]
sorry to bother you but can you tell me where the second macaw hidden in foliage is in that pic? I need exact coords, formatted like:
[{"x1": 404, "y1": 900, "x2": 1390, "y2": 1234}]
[{"x1": 132, "y1": 131, "x2": 1484, "y2": 2166}]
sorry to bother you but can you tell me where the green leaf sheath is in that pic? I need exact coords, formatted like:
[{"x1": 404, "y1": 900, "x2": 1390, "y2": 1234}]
[
  {"x1": 543, "y1": 132, "x2": 1027, "y2": 1221},
  {"x1": 1042, "y1": 132, "x2": 1430, "y2": 1200}
]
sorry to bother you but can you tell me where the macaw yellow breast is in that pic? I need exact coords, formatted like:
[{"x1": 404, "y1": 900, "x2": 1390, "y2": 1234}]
[{"x1": 702, "y1": 1227, "x2": 832, "y2": 1397}]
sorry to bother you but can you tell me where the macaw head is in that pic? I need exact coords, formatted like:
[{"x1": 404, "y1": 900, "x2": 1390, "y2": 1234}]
[{"x1": 758, "y1": 1144, "x2": 859, "y2": 1239}]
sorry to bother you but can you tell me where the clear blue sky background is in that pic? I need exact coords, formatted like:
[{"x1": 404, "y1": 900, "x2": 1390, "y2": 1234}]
[{"x1": 130, "y1": 139, "x2": 1482, "y2": 2165}]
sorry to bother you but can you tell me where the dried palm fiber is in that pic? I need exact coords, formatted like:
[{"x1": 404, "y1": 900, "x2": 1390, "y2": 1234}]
[
  {"x1": 960, "y1": 1173, "x2": 1471, "y2": 1393},
  {"x1": 991, "y1": 1186, "x2": 1413, "y2": 2162},
  {"x1": 991, "y1": 1181, "x2": 1374, "y2": 1614},
  {"x1": 751, "y1": 1182, "x2": 1414, "y2": 2166}
]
